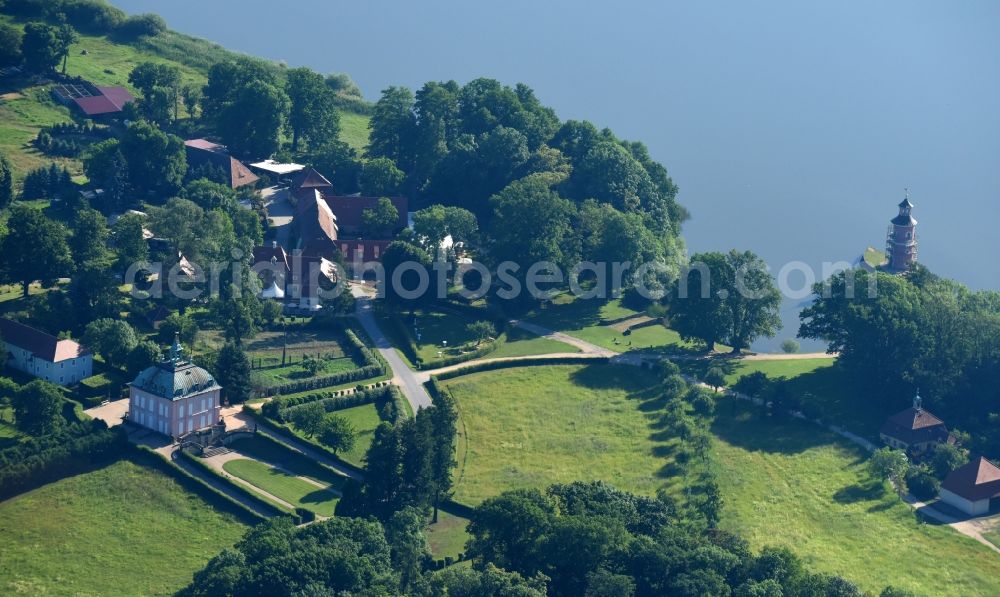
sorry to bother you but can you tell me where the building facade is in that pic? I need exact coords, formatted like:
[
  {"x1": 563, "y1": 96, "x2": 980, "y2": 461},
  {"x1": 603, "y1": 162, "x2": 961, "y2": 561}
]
[
  {"x1": 940, "y1": 457, "x2": 1000, "y2": 516},
  {"x1": 886, "y1": 193, "x2": 918, "y2": 272},
  {"x1": 878, "y1": 392, "x2": 951, "y2": 457},
  {"x1": 128, "y1": 337, "x2": 221, "y2": 438},
  {"x1": 0, "y1": 318, "x2": 92, "y2": 386}
]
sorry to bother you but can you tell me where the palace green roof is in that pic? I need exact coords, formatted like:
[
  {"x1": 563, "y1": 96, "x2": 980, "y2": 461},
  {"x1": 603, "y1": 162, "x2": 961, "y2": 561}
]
[{"x1": 130, "y1": 359, "x2": 219, "y2": 400}]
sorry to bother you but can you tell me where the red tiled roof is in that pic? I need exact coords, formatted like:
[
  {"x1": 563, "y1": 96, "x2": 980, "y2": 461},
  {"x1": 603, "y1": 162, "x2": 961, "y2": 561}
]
[
  {"x1": 73, "y1": 86, "x2": 134, "y2": 116},
  {"x1": 942, "y1": 457, "x2": 1000, "y2": 502},
  {"x1": 184, "y1": 139, "x2": 259, "y2": 189},
  {"x1": 297, "y1": 190, "x2": 339, "y2": 250},
  {"x1": 879, "y1": 407, "x2": 949, "y2": 445},
  {"x1": 320, "y1": 194, "x2": 408, "y2": 233},
  {"x1": 292, "y1": 168, "x2": 333, "y2": 191},
  {"x1": 337, "y1": 239, "x2": 393, "y2": 262},
  {"x1": 0, "y1": 318, "x2": 90, "y2": 362}
]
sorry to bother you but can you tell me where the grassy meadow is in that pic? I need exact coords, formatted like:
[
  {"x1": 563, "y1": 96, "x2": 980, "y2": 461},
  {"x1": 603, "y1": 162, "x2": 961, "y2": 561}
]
[
  {"x1": 0, "y1": 460, "x2": 246, "y2": 596},
  {"x1": 525, "y1": 294, "x2": 698, "y2": 354},
  {"x1": 440, "y1": 364, "x2": 676, "y2": 505},
  {"x1": 711, "y1": 401, "x2": 1000, "y2": 596}
]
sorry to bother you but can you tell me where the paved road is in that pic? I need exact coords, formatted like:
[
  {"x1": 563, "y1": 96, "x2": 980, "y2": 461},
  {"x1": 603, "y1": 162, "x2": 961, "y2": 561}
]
[{"x1": 350, "y1": 284, "x2": 433, "y2": 412}]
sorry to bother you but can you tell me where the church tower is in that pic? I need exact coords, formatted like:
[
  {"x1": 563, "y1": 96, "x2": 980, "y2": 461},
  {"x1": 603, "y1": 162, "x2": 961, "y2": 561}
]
[{"x1": 886, "y1": 191, "x2": 918, "y2": 272}]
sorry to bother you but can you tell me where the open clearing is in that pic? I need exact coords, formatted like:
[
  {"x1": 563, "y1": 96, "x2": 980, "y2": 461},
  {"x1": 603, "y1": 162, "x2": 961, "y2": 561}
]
[
  {"x1": 712, "y1": 402, "x2": 1000, "y2": 596},
  {"x1": 440, "y1": 364, "x2": 672, "y2": 505},
  {"x1": 0, "y1": 460, "x2": 246, "y2": 596}
]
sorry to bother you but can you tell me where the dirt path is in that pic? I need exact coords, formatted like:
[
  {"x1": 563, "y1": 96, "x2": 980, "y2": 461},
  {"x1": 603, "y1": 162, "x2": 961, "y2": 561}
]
[{"x1": 511, "y1": 320, "x2": 617, "y2": 357}]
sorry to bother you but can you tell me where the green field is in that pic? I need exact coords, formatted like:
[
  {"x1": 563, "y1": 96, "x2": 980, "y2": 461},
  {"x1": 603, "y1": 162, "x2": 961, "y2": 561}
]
[
  {"x1": 340, "y1": 110, "x2": 370, "y2": 152},
  {"x1": 252, "y1": 356, "x2": 359, "y2": 387},
  {"x1": 441, "y1": 364, "x2": 672, "y2": 505},
  {"x1": 228, "y1": 435, "x2": 348, "y2": 489},
  {"x1": 0, "y1": 460, "x2": 246, "y2": 596},
  {"x1": 223, "y1": 458, "x2": 340, "y2": 516},
  {"x1": 712, "y1": 402, "x2": 1000, "y2": 596}
]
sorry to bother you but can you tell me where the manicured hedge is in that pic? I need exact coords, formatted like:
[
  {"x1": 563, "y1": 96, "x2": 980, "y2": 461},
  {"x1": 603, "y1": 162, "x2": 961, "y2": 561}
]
[
  {"x1": 431, "y1": 355, "x2": 610, "y2": 381},
  {"x1": 0, "y1": 421, "x2": 127, "y2": 499},
  {"x1": 244, "y1": 410, "x2": 367, "y2": 478}
]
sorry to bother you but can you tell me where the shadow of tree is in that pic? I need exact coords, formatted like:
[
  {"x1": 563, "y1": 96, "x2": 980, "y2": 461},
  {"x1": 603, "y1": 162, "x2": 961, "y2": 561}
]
[
  {"x1": 833, "y1": 480, "x2": 885, "y2": 504},
  {"x1": 710, "y1": 404, "x2": 834, "y2": 455},
  {"x1": 300, "y1": 488, "x2": 338, "y2": 505}
]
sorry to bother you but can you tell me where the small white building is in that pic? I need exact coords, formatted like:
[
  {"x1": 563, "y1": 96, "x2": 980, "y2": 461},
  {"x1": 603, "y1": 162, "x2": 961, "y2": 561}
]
[
  {"x1": 939, "y1": 457, "x2": 1000, "y2": 516},
  {"x1": 128, "y1": 337, "x2": 221, "y2": 438},
  {"x1": 0, "y1": 318, "x2": 92, "y2": 386}
]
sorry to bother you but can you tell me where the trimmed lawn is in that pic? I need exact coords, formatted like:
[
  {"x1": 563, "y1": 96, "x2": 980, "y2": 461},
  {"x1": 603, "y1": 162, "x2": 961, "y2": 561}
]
[
  {"x1": 426, "y1": 511, "x2": 471, "y2": 559},
  {"x1": 228, "y1": 435, "x2": 347, "y2": 490},
  {"x1": 340, "y1": 110, "x2": 370, "y2": 152},
  {"x1": 329, "y1": 402, "x2": 383, "y2": 467},
  {"x1": 491, "y1": 326, "x2": 580, "y2": 358},
  {"x1": 711, "y1": 402, "x2": 1000, "y2": 596},
  {"x1": 223, "y1": 458, "x2": 340, "y2": 516},
  {"x1": 0, "y1": 460, "x2": 246, "y2": 596},
  {"x1": 441, "y1": 364, "x2": 672, "y2": 505}
]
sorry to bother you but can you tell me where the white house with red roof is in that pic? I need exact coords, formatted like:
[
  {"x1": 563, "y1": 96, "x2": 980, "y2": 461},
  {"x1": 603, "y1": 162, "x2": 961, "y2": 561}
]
[
  {"x1": 0, "y1": 318, "x2": 92, "y2": 386},
  {"x1": 940, "y1": 457, "x2": 1000, "y2": 516}
]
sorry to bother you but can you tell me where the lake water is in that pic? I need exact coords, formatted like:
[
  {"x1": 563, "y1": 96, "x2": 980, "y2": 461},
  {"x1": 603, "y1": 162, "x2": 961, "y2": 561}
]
[{"x1": 114, "y1": 0, "x2": 1000, "y2": 351}]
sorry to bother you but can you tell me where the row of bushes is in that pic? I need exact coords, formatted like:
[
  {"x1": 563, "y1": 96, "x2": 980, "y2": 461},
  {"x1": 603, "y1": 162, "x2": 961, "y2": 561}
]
[
  {"x1": 4, "y1": 0, "x2": 166, "y2": 39},
  {"x1": 243, "y1": 410, "x2": 366, "y2": 478},
  {"x1": 259, "y1": 363, "x2": 384, "y2": 398},
  {"x1": 176, "y1": 448, "x2": 301, "y2": 524},
  {"x1": 263, "y1": 383, "x2": 393, "y2": 421},
  {"x1": 0, "y1": 421, "x2": 126, "y2": 500},
  {"x1": 431, "y1": 355, "x2": 609, "y2": 381}
]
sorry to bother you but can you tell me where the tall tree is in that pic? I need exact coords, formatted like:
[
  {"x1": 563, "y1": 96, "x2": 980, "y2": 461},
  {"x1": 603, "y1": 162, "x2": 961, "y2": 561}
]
[
  {"x1": 216, "y1": 79, "x2": 289, "y2": 158},
  {"x1": 119, "y1": 121, "x2": 186, "y2": 198},
  {"x1": 361, "y1": 197, "x2": 400, "y2": 238},
  {"x1": 429, "y1": 388, "x2": 458, "y2": 522},
  {"x1": 215, "y1": 342, "x2": 252, "y2": 404},
  {"x1": 0, "y1": 205, "x2": 73, "y2": 296},
  {"x1": 367, "y1": 86, "x2": 416, "y2": 169},
  {"x1": 412, "y1": 204, "x2": 478, "y2": 252},
  {"x1": 83, "y1": 139, "x2": 130, "y2": 214},
  {"x1": 70, "y1": 206, "x2": 111, "y2": 263},
  {"x1": 12, "y1": 380, "x2": 63, "y2": 435},
  {"x1": 0, "y1": 152, "x2": 12, "y2": 209},
  {"x1": 0, "y1": 23, "x2": 23, "y2": 68},
  {"x1": 285, "y1": 67, "x2": 340, "y2": 151},
  {"x1": 56, "y1": 23, "x2": 77, "y2": 75},
  {"x1": 359, "y1": 157, "x2": 405, "y2": 196},
  {"x1": 112, "y1": 213, "x2": 149, "y2": 276},
  {"x1": 128, "y1": 62, "x2": 182, "y2": 123},
  {"x1": 380, "y1": 241, "x2": 431, "y2": 308},
  {"x1": 21, "y1": 23, "x2": 63, "y2": 73},
  {"x1": 83, "y1": 318, "x2": 138, "y2": 370}
]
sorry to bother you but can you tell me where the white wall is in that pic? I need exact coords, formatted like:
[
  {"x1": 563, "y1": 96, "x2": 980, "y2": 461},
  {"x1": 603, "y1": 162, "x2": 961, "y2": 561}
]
[
  {"x1": 3, "y1": 342, "x2": 93, "y2": 386},
  {"x1": 939, "y1": 488, "x2": 990, "y2": 516}
]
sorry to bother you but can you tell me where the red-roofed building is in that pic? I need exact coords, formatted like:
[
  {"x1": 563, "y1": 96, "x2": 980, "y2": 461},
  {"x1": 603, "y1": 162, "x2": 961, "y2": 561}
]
[
  {"x1": 52, "y1": 82, "x2": 135, "y2": 119},
  {"x1": 940, "y1": 457, "x2": 1000, "y2": 515},
  {"x1": 184, "y1": 139, "x2": 259, "y2": 189},
  {"x1": 879, "y1": 392, "x2": 952, "y2": 456},
  {"x1": 323, "y1": 194, "x2": 408, "y2": 235},
  {"x1": 290, "y1": 168, "x2": 334, "y2": 200},
  {"x1": 0, "y1": 318, "x2": 92, "y2": 386}
]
